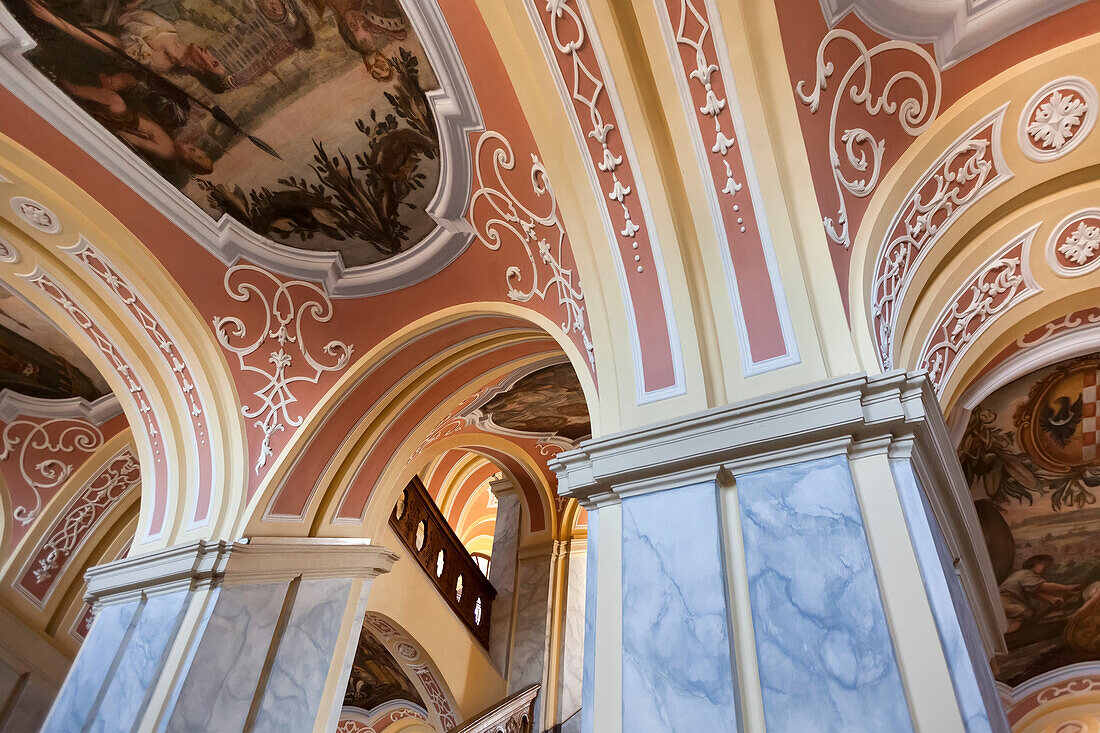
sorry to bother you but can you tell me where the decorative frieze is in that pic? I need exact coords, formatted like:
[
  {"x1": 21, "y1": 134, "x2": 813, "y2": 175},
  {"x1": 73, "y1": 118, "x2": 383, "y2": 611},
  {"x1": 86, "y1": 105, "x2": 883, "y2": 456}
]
[
  {"x1": 871, "y1": 107, "x2": 1011, "y2": 369},
  {"x1": 918, "y1": 227, "x2": 1040, "y2": 394}
]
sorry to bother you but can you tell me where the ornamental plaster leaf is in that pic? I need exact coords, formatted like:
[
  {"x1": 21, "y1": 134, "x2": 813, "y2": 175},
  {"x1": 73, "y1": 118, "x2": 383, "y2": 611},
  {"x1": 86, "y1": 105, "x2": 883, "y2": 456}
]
[
  {"x1": 212, "y1": 265, "x2": 352, "y2": 473},
  {"x1": 0, "y1": 418, "x2": 104, "y2": 526},
  {"x1": 795, "y1": 29, "x2": 941, "y2": 248},
  {"x1": 1027, "y1": 91, "x2": 1086, "y2": 150},
  {"x1": 1059, "y1": 222, "x2": 1100, "y2": 265},
  {"x1": 468, "y1": 131, "x2": 595, "y2": 367}
]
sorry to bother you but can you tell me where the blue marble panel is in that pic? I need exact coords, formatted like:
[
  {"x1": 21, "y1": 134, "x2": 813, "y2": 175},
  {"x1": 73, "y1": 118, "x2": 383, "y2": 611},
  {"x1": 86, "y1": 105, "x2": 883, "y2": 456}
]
[
  {"x1": 621, "y1": 482, "x2": 740, "y2": 731},
  {"x1": 90, "y1": 590, "x2": 189, "y2": 732},
  {"x1": 737, "y1": 455, "x2": 913, "y2": 732},
  {"x1": 166, "y1": 582, "x2": 290, "y2": 732},
  {"x1": 581, "y1": 511, "x2": 597, "y2": 733},
  {"x1": 42, "y1": 599, "x2": 140, "y2": 731},
  {"x1": 891, "y1": 460, "x2": 1009, "y2": 732},
  {"x1": 252, "y1": 577, "x2": 350, "y2": 731}
]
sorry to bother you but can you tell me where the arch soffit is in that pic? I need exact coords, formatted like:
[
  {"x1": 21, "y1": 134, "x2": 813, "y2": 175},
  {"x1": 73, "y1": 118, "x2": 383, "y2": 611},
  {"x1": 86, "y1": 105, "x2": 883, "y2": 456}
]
[
  {"x1": 0, "y1": 141, "x2": 249, "y2": 549},
  {"x1": 242, "y1": 314, "x2": 575, "y2": 538},
  {"x1": 848, "y1": 35, "x2": 1100, "y2": 389}
]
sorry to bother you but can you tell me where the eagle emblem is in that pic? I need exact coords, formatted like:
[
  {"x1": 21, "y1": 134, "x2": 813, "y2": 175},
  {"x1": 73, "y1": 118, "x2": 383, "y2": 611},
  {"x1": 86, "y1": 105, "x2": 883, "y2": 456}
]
[{"x1": 1040, "y1": 394, "x2": 1084, "y2": 447}]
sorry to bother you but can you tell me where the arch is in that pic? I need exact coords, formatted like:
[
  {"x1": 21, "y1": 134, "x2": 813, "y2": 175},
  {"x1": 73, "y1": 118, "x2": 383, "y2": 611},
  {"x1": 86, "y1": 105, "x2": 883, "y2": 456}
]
[
  {"x1": 0, "y1": 134, "x2": 249, "y2": 549},
  {"x1": 848, "y1": 34, "x2": 1100, "y2": 397},
  {"x1": 242, "y1": 305, "x2": 593, "y2": 541}
]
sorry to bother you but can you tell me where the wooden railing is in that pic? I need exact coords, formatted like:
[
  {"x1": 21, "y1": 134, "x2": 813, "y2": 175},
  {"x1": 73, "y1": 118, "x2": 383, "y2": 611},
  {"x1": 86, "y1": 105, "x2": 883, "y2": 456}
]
[
  {"x1": 389, "y1": 475, "x2": 496, "y2": 648},
  {"x1": 447, "y1": 684, "x2": 539, "y2": 733}
]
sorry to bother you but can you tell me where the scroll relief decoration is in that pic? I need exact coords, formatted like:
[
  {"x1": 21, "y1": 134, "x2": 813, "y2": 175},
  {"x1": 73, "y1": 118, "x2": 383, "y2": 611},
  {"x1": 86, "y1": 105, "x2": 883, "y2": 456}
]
[
  {"x1": 1019, "y1": 77, "x2": 1097, "y2": 163},
  {"x1": 0, "y1": 417, "x2": 103, "y2": 526},
  {"x1": 1048, "y1": 209, "x2": 1100, "y2": 277},
  {"x1": 468, "y1": 131, "x2": 594, "y2": 367},
  {"x1": 796, "y1": 29, "x2": 942, "y2": 249},
  {"x1": 871, "y1": 108, "x2": 1010, "y2": 369},
  {"x1": 213, "y1": 264, "x2": 353, "y2": 473},
  {"x1": 19, "y1": 449, "x2": 140, "y2": 604},
  {"x1": 919, "y1": 228, "x2": 1040, "y2": 393}
]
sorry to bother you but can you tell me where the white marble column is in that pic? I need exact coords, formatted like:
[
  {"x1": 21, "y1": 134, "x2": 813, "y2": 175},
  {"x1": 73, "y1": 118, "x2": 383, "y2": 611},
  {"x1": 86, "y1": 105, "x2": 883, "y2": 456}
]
[
  {"x1": 508, "y1": 543, "x2": 555, "y2": 730},
  {"x1": 488, "y1": 477, "x2": 522, "y2": 673},
  {"x1": 41, "y1": 537, "x2": 397, "y2": 732},
  {"x1": 553, "y1": 372, "x2": 1009, "y2": 733},
  {"x1": 0, "y1": 604, "x2": 69, "y2": 732},
  {"x1": 554, "y1": 538, "x2": 586, "y2": 731}
]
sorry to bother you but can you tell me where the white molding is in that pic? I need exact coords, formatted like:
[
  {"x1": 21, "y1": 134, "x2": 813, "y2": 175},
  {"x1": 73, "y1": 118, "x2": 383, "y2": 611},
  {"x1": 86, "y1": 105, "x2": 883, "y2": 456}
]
[
  {"x1": 0, "y1": 0, "x2": 484, "y2": 297},
  {"x1": 0, "y1": 391, "x2": 121, "y2": 424},
  {"x1": 817, "y1": 0, "x2": 1089, "y2": 70},
  {"x1": 997, "y1": 660, "x2": 1100, "y2": 707},
  {"x1": 1046, "y1": 208, "x2": 1100, "y2": 277},
  {"x1": 1018, "y1": 76, "x2": 1098, "y2": 163},
  {"x1": 652, "y1": 0, "x2": 800, "y2": 377}
]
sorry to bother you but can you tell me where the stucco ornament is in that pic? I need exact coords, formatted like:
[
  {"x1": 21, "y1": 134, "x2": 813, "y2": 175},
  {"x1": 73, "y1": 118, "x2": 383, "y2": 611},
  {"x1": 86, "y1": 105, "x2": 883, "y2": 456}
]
[
  {"x1": 1019, "y1": 77, "x2": 1098, "y2": 162},
  {"x1": 1060, "y1": 222, "x2": 1100, "y2": 265},
  {"x1": 796, "y1": 28, "x2": 941, "y2": 248},
  {"x1": 213, "y1": 264, "x2": 353, "y2": 473},
  {"x1": 1047, "y1": 209, "x2": 1100, "y2": 277}
]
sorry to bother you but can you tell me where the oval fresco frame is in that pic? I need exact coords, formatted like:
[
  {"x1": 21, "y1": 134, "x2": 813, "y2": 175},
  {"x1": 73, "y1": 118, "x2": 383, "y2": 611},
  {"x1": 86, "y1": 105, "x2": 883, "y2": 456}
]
[{"x1": 0, "y1": 0, "x2": 484, "y2": 297}]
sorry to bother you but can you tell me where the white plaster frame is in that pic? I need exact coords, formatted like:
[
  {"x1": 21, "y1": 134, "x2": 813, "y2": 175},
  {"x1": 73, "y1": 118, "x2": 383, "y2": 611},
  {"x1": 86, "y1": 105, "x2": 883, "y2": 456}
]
[
  {"x1": 1017, "y1": 76, "x2": 1098, "y2": 163},
  {"x1": 1045, "y1": 208, "x2": 1100, "y2": 277},
  {"x1": 0, "y1": 390, "x2": 122, "y2": 425},
  {"x1": 0, "y1": 0, "x2": 484, "y2": 297}
]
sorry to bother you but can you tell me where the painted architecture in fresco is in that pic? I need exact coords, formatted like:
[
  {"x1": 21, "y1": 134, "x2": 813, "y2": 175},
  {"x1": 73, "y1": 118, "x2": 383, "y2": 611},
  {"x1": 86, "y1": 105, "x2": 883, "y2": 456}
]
[
  {"x1": 6, "y1": 0, "x2": 441, "y2": 266},
  {"x1": 959, "y1": 354, "x2": 1100, "y2": 685}
]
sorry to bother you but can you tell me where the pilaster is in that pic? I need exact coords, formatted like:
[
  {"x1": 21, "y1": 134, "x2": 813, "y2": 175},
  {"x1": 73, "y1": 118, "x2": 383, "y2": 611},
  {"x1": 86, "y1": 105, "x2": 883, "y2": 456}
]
[
  {"x1": 552, "y1": 371, "x2": 1007, "y2": 732},
  {"x1": 42, "y1": 537, "x2": 398, "y2": 733}
]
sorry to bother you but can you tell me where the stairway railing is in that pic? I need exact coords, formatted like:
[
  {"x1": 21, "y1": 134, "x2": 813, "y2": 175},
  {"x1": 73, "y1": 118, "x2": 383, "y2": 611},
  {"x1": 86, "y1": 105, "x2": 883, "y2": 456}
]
[
  {"x1": 446, "y1": 684, "x2": 540, "y2": 733},
  {"x1": 389, "y1": 475, "x2": 496, "y2": 648}
]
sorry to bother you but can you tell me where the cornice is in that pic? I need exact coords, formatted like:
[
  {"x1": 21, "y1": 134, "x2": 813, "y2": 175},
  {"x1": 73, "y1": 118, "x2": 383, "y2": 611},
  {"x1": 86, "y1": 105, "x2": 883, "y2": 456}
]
[
  {"x1": 552, "y1": 370, "x2": 942, "y2": 503},
  {"x1": 84, "y1": 537, "x2": 399, "y2": 604},
  {"x1": 0, "y1": 392, "x2": 122, "y2": 425}
]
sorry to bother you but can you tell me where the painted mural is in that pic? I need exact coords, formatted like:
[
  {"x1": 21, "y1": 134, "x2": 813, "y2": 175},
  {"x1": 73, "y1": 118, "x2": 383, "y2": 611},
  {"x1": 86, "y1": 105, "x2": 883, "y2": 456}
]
[
  {"x1": 959, "y1": 354, "x2": 1100, "y2": 685},
  {"x1": 7, "y1": 0, "x2": 441, "y2": 266},
  {"x1": 345, "y1": 625, "x2": 425, "y2": 712},
  {"x1": 480, "y1": 362, "x2": 591, "y2": 442},
  {"x1": 0, "y1": 284, "x2": 109, "y2": 401}
]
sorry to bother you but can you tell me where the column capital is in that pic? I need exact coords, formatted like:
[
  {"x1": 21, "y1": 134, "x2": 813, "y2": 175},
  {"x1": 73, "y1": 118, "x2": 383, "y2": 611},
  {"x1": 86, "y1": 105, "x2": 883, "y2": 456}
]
[
  {"x1": 551, "y1": 370, "x2": 947, "y2": 504},
  {"x1": 489, "y1": 476, "x2": 519, "y2": 500},
  {"x1": 84, "y1": 537, "x2": 399, "y2": 605}
]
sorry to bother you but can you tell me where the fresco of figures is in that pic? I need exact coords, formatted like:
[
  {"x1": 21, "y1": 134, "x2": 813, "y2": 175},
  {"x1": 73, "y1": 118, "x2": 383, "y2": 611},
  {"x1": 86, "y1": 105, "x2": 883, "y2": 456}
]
[
  {"x1": 959, "y1": 354, "x2": 1100, "y2": 685},
  {"x1": 344, "y1": 627, "x2": 424, "y2": 712},
  {"x1": 6, "y1": 0, "x2": 441, "y2": 266},
  {"x1": 481, "y1": 363, "x2": 592, "y2": 442}
]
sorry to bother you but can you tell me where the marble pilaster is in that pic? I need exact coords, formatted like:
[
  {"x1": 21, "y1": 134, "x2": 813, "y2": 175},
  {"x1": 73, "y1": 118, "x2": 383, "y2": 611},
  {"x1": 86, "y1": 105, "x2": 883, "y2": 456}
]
[
  {"x1": 42, "y1": 537, "x2": 398, "y2": 732},
  {"x1": 555, "y1": 540, "x2": 586, "y2": 726},
  {"x1": 553, "y1": 372, "x2": 1007, "y2": 733},
  {"x1": 738, "y1": 456, "x2": 910, "y2": 731},
  {"x1": 508, "y1": 544, "x2": 554, "y2": 731},
  {"x1": 580, "y1": 513, "x2": 597, "y2": 733},
  {"x1": 488, "y1": 478, "x2": 521, "y2": 673}
]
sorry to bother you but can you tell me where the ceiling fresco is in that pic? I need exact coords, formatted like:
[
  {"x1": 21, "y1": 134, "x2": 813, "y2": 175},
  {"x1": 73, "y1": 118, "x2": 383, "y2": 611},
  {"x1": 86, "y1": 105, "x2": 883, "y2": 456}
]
[
  {"x1": 958, "y1": 354, "x2": 1100, "y2": 685},
  {"x1": 6, "y1": 0, "x2": 441, "y2": 267},
  {"x1": 0, "y1": 283, "x2": 109, "y2": 401},
  {"x1": 345, "y1": 623, "x2": 425, "y2": 713},
  {"x1": 480, "y1": 362, "x2": 591, "y2": 443}
]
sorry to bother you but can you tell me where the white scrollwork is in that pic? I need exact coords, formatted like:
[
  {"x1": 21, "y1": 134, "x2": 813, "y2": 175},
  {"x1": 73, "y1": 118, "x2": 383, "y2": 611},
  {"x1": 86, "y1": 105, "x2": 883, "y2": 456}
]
[
  {"x1": 673, "y1": 0, "x2": 736, "y2": 169},
  {"x1": 9, "y1": 196, "x2": 61, "y2": 234},
  {"x1": 469, "y1": 131, "x2": 595, "y2": 366},
  {"x1": 1019, "y1": 77, "x2": 1098, "y2": 163},
  {"x1": 543, "y1": 0, "x2": 642, "y2": 252},
  {"x1": 30, "y1": 449, "x2": 139, "y2": 584},
  {"x1": 1037, "y1": 676, "x2": 1100, "y2": 703},
  {"x1": 871, "y1": 107, "x2": 1009, "y2": 368},
  {"x1": 213, "y1": 265, "x2": 353, "y2": 473},
  {"x1": 919, "y1": 228, "x2": 1039, "y2": 393},
  {"x1": 0, "y1": 418, "x2": 103, "y2": 525},
  {"x1": 1016, "y1": 309, "x2": 1100, "y2": 350},
  {"x1": 796, "y1": 29, "x2": 941, "y2": 248}
]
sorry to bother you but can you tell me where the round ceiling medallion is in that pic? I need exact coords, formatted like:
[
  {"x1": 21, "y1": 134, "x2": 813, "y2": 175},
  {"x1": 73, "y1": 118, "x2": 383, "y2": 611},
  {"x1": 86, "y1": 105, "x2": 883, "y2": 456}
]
[
  {"x1": 9, "y1": 197, "x2": 61, "y2": 234},
  {"x1": 1048, "y1": 209, "x2": 1100, "y2": 277},
  {"x1": 1018, "y1": 76, "x2": 1098, "y2": 162}
]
